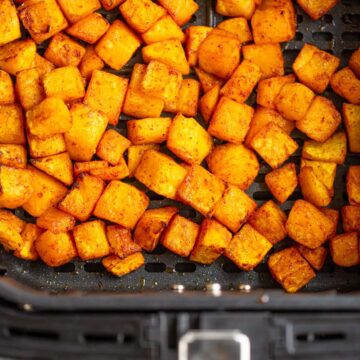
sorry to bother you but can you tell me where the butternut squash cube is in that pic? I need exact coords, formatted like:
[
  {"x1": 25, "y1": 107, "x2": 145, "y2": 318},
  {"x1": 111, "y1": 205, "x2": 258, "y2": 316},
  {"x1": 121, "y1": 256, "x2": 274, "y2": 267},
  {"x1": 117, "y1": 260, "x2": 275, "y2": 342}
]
[
  {"x1": 36, "y1": 207, "x2": 76, "y2": 233},
  {"x1": 300, "y1": 159, "x2": 336, "y2": 191},
  {"x1": 158, "y1": 0, "x2": 199, "y2": 26},
  {"x1": 0, "y1": 209, "x2": 25, "y2": 233},
  {"x1": 0, "y1": 219, "x2": 24, "y2": 251},
  {"x1": 89, "y1": 160, "x2": 129, "y2": 181},
  {"x1": 330, "y1": 232, "x2": 359, "y2": 267},
  {"x1": 194, "y1": 67, "x2": 224, "y2": 93},
  {"x1": 330, "y1": 67, "x2": 360, "y2": 105},
  {"x1": 0, "y1": 105, "x2": 25, "y2": 145},
  {"x1": 347, "y1": 166, "x2": 360, "y2": 206},
  {"x1": 100, "y1": 0, "x2": 125, "y2": 10},
  {"x1": 297, "y1": 244, "x2": 327, "y2": 271},
  {"x1": 28, "y1": 133, "x2": 66, "y2": 158},
  {"x1": 342, "y1": 206, "x2": 360, "y2": 233},
  {"x1": 79, "y1": 46, "x2": 104, "y2": 80},
  {"x1": 0, "y1": 0, "x2": 21, "y2": 46},
  {"x1": 216, "y1": 0, "x2": 256, "y2": 19},
  {"x1": 127, "y1": 144, "x2": 160, "y2": 177},
  {"x1": 297, "y1": 0, "x2": 339, "y2": 20},
  {"x1": 57, "y1": 0, "x2": 101, "y2": 24},
  {"x1": 0, "y1": 70, "x2": 15, "y2": 105},
  {"x1": 73, "y1": 161, "x2": 108, "y2": 177},
  {"x1": 199, "y1": 84, "x2": 220, "y2": 122},
  {"x1": 216, "y1": 17, "x2": 253, "y2": 43},
  {"x1": 107, "y1": 225, "x2": 141, "y2": 258},
  {"x1": 14, "y1": 224, "x2": 42, "y2": 261},
  {"x1": 322, "y1": 208, "x2": 339, "y2": 238},
  {"x1": 185, "y1": 26, "x2": 212, "y2": 67},
  {"x1": 349, "y1": 48, "x2": 360, "y2": 78},
  {"x1": 102, "y1": 253, "x2": 145, "y2": 276},
  {"x1": 343, "y1": 103, "x2": 360, "y2": 153},
  {"x1": 34, "y1": 54, "x2": 55, "y2": 78}
]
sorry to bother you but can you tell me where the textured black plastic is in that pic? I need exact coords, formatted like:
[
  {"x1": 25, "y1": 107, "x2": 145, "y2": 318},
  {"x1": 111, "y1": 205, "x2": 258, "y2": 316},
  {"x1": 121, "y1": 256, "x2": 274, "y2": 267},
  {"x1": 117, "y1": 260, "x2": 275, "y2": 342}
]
[{"x1": 0, "y1": 0, "x2": 359, "y2": 294}]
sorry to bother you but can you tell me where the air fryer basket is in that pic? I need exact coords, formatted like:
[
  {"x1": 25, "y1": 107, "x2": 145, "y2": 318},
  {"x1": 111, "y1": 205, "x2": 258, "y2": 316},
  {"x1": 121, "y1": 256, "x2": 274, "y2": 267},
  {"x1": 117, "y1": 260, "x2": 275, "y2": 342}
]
[{"x1": 0, "y1": 0, "x2": 359, "y2": 308}]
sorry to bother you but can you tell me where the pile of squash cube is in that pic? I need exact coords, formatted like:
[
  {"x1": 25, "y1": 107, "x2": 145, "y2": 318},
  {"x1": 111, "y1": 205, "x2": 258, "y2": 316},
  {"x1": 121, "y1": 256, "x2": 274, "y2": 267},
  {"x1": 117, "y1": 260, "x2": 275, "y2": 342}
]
[{"x1": 0, "y1": 0, "x2": 359, "y2": 293}]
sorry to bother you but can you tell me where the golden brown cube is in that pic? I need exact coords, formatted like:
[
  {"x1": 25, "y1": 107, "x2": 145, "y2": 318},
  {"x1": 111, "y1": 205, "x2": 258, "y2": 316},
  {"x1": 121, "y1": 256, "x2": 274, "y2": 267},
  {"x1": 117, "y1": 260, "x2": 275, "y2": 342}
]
[
  {"x1": 199, "y1": 84, "x2": 220, "y2": 122},
  {"x1": 73, "y1": 161, "x2": 108, "y2": 177},
  {"x1": 142, "y1": 39, "x2": 190, "y2": 75},
  {"x1": 300, "y1": 159, "x2": 337, "y2": 191},
  {"x1": 225, "y1": 223, "x2": 272, "y2": 271},
  {"x1": 96, "y1": 129, "x2": 131, "y2": 165},
  {"x1": 286, "y1": 199, "x2": 334, "y2": 249},
  {"x1": 268, "y1": 246, "x2": 315, "y2": 293},
  {"x1": 0, "y1": 39, "x2": 36, "y2": 76},
  {"x1": 297, "y1": 0, "x2": 339, "y2": 20},
  {"x1": 100, "y1": 0, "x2": 125, "y2": 10},
  {"x1": 302, "y1": 131, "x2": 347, "y2": 164},
  {"x1": 349, "y1": 48, "x2": 360, "y2": 78},
  {"x1": 242, "y1": 43, "x2": 284, "y2": 80},
  {"x1": 297, "y1": 96, "x2": 341, "y2": 142},
  {"x1": 250, "y1": 122, "x2": 298, "y2": 169},
  {"x1": 120, "y1": 0, "x2": 165, "y2": 33},
  {"x1": 265, "y1": 163, "x2": 297, "y2": 203},
  {"x1": 95, "y1": 20, "x2": 141, "y2": 71},
  {"x1": 35, "y1": 231, "x2": 77, "y2": 267},
  {"x1": 216, "y1": 17, "x2": 253, "y2": 43},
  {"x1": 18, "y1": 0, "x2": 68, "y2": 44},
  {"x1": 30, "y1": 152, "x2": 73, "y2": 186},
  {"x1": 0, "y1": 209, "x2": 25, "y2": 233},
  {"x1": 0, "y1": 145, "x2": 26, "y2": 169},
  {"x1": 213, "y1": 184, "x2": 257, "y2": 233},
  {"x1": 208, "y1": 97, "x2": 253, "y2": 144},
  {"x1": 34, "y1": 54, "x2": 55, "y2": 78},
  {"x1": 297, "y1": 244, "x2": 327, "y2": 271},
  {"x1": 347, "y1": 166, "x2": 360, "y2": 206},
  {"x1": 177, "y1": 165, "x2": 225, "y2": 216},
  {"x1": 0, "y1": 104, "x2": 25, "y2": 145},
  {"x1": 28, "y1": 133, "x2": 66, "y2": 158},
  {"x1": 342, "y1": 206, "x2": 360, "y2": 233},
  {"x1": 0, "y1": 166, "x2": 33, "y2": 209},
  {"x1": 220, "y1": 60, "x2": 262, "y2": 103},
  {"x1": 322, "y1": 208, "x2": 339, "y2": 238},
  {"x1": 59, "y1": 174, "x2": 105, "y2": 222},
  {"x1": 330, "y1": 67, "x2": 360, "y2": 105},
  {"x1": 158, "y1": 0, "x2": 199, "y2": 26},
  {"x1": 167, "y1": 114, "x2": 213, "y2": 165},
  {"x1": 257, "y1": 74, "x2": 296, "y2": 109},
  {"x1": 185, "y1": 26, "x2": 212, "y2": 67},
  {"x1": 0, "y1": 0, "x2": 21, "y2": 45},
  {"x1": 134, "y1": 149, "x2": 187, "y2": 199},
  {"x1": 73, "y1": 220, "x2": 110, "y2": 260},
  {"x1": 161, "y1": 214, "x2": 199, "y2": 257},
  {"x1": 330, "y1": 232, "x2": 359, "y2": 267},
  {"x1": 36, "y1": 207, "x2": 76, "y2": 234},
  {"x1": 194, "y1": 67, "x2": 224, "y2": 93},
  {"x1": 207, "y1": 143, "x2": 259, "y2": 190},
  {"x1": 57, "y1": 0, "x2": 100, "y2": 23},
  {"x1": 127, "y1": 117, "x2": 171, "y2": 145},
  {"x1": 0, "y1": 70, "x2": 15, "y2": 105},
  {"x1": 216, "y1": 0, "x2": 256, "y2": 19},
  {"x1": 89, "y1": 160, "x2": 129, "y2": 181},
  {"x1": 94, "y1": 181, "x2": 149, "y2": 229},
  {"x1": 134, "y1": 206, "x2": 178, "y2": 252},
  {"x1": 343, "y1": 103, "x2": 360, "y2": 153},
  {"x1": 23, "y1": 166, "x2": 67, "y2": 217},
  {"x1": 79, "y1": 46, "x2": 105, "y2": 80},
  {"x1": 248, "y1": 200, "x2": 287, "y2": 245},
  {"x1": 65, "y1": 104, "x2": 108, "y2": 161},
  {"x1": 190, "y1": 219, "x2": 232, "y2": 264},
  {"x1": 26, "y1": 97, "x2": 71, "y2": 139},
  {"x1": 127, "y1": 144, "x2": 160, "y2": 177},
  {"x1": 107, "y1": 225, "x2": 141, "y2": 259},
  {"x1": 66, "y1": 13, "x2": 109, "y2": 44},
  {"x1": 14, "y1": 224, "x2": 42, "y2": 261},
  {"x1": 0, "y1": 219, "x2": 24, "y2": 251},
  {"x1": 293, "y1": 44, "x2": 340, "y2": 93},
  {"x1": 102, "y1": 253, "x2": 145, "y2": 277},
  {"x1": 198, "y1": 30, "x2": 240, "y2": 79}
]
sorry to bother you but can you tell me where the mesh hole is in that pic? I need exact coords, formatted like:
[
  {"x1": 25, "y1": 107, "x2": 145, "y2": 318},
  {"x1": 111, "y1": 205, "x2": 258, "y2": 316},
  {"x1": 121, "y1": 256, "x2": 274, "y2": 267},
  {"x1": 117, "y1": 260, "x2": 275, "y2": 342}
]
[
  {"x1": 312, "y1": 32, "x2": 333, "y2": 41},
  {"x1": 295, "y1": 32, "x2": 304, "y2": 41},
  {"x1": 288, "y1": 191, "x2": 302, "y2": 201},
  {"x1": 84, "y1": 333, "x2": 118, "y2": 343},
  {"x1": 147, "y1": 191, "x2": 165, "y2": 201},
  {"x1": 84, "y1": 263, "x2": 105, "y2": 273},
  {"x1": 0, "y1": 268, "x2": 6, "y2": 276},
  {"x1": 222, "y1": 263, "x2": 241, "y2": 273},
  {"x1": 322, "y1": 14, "x2": 333, "y2": 23},
  {"x1": 253, "y1": 191, "x2": 273, "y2": 201},
  {"x1": 297, "y1": 14, "x2": 303, "y2": 23},
  {"x1": 342, "y1": 14, "x2": 360, "y2": 24},
  {"x1": 342, "y1": 49, "x2": 356, "y2": 61},
  {"x1": 145, "y1": 262, "x2": 166, "y2": 272},
  {"x1": 179, "y1": 208, "x2": 197, "y2": 219},
  {"x1": 54, "y1": 263, "x2": 75, "y2": 273},
  {"x1": 7, "y1": 327, "x2": 59, "y2": 340},
  {"x1": 342, "y1": 0, "x2": 358, "y2": 7},
  {"x1": 175, "y1": 262, "x2": 196, "y2": 273},
  {"x1": 151, "y1": 245, "x2": 167, "y2": 255},
  {"x1": 342, "y1": 32, "x2": 360, "y2": 41},
  {"x1": 283, "y1": 49, "x2": 300, "y2": 63}
]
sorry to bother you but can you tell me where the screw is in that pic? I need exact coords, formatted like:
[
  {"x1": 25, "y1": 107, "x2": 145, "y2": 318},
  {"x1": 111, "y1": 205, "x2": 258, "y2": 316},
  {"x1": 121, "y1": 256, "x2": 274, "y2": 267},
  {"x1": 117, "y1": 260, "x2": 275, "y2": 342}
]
[
  {"x1": 260, "y1": 294, "x2": 270, "y2": 304},
  {"x1": 238, "y1": 284, "x2": 251, "y2": 293},
  {"x1": 206, "y1": 283, "x2": 222, "y2": 296},
  {"x1": 171, "y1": 284, "x2": 185, "y2": 293}
]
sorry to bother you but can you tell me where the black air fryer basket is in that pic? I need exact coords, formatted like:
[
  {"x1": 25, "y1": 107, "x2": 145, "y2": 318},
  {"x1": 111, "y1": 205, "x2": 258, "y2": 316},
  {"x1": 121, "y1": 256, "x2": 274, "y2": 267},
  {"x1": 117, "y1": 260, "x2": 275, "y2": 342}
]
[{"x1": 0, "y1": 1, "x2": 359, "y2": 359}]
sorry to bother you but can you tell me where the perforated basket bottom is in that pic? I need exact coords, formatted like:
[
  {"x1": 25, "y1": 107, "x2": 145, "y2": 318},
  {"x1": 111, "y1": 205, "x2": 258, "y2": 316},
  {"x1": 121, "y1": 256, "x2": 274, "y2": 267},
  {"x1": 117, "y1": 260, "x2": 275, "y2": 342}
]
[{"x1": 0, "y1": 0, "x2": 359, "y2": 293}]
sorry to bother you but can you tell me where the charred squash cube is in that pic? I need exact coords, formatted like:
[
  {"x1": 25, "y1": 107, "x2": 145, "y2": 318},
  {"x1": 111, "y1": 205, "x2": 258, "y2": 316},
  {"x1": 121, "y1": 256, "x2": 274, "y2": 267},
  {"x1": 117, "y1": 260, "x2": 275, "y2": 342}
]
[
  {"x1": 14, "y1": 223, "x2": 42, "y2": 261},
  {"x1": 347, "y1": 166, "x2": 360, "y2": 206},
  {"x1": 296, "y1": 244, "x2": 327, "y2": 271},
  {"x1": 297, "y1": 0, "x2": 338, "y2": 20},
  {"x1": 106, "y1": 225, "x2": 141, "y2": 259},
  {"x1": 102, "y1": 253, "x2": 145, "y2": 277},
  {"x1": 0, "y1": 219, "x2": 24, "y2": 251},
  {"x1": 36, "y1": 207, "x2": 76, "y2": 234}
]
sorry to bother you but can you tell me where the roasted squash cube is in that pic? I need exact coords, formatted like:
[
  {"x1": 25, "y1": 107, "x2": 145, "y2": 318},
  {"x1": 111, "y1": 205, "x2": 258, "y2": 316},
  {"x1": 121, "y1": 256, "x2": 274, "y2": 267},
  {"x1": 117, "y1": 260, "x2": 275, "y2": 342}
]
[
  {"x1": 293, "y1": 44, "x2": 340, "y2": 94},
  {"x1": 66, "y1": 13, "x2": 109, "y2": 44},
  {"x1": 300, "y1": 159, "x2": 336, "y2": 191},
  {"x1": 220, "y1": 60, "x2": 262, "y2": 103},
  {"x1": 34, "y1": 54, "x2": 55, "y2": 78},
  {"x1": 96, "y1": 129, "x2": 131, "y2": 165},
  {"x1": 330, "y1": 67, "x2": 360, "y2": 105},
  {"x1": 242, "y1": 43, "x2": 284, "y2": 80},
  {"x1": 268, "y1": 246, "x2": 315, "y2": 293},
  {"x1": 343, "y1": 103, "x2": 360, "y2": 153},
  {"x1": 26, "y1": 97, "x2": 71, "y2": 139},
  {"x1": 59, "y1": 174, "x2": 105, "y2": 222},
  {"x1": 177, "y1": 165, "x2": 225, "y2": 216},
  {"x1": 100, "y1": 0, "x2": 125, "y2": 10},
  {"x1": 127, "y1": 117, "x2": 171, "y2": 145},
  {"x1": 89, "y1": 160, "x2": 129, "y2": 181},
  {"x1": 73, "y1": 161, "x2": 108, "y2": 177},
  {"x1": 322, "y1": 208, "x2": 339, "y2": 238},
  {"x1": 65, "y1": 104, "x2": 108, "y2": 161},
  {"x1": 94, "y1": 181, "x2": 149, "y2": 229},
  {"x1": 265, "y1": 163, "x2": 297, "y2": 204},
  {"x1": 18, "y1": 0, "x2": 68, "y2": 44},
  {"x1": 134, "y1": 150, "x2": 187, "y2": 199},
  {"x1": 297, "y1": 244, "x2": 327, "y2": 271},
  {"x1": 185, "y1": 26, "x2": 212, "y2": 67},
  {"x1": 120, "y1": 0, "x2": 166, "y2": 33},
  {"x1": 134, "y1": 206, "x2": 178, "y2": 252},
  {"x1": 142, "y1": 39, "x2": 190, "y2": 75},
  {"x1": 330, "y1": 232, "x2": 359, "y2": 267},
  {"x1": 250, "y1": 122, "x2": 298, "y2": 169},
  {"x1": 161, "y1": 214, "x2": 199, "y2": 257},
  {"x1": 302, "y1": 131, "x2": 347, "y2": 164},
  {"x1": 0, "y1": 70, "x2": 15, "y2": 105},
  {"x1": 44, "y1": 33, "x2": 85, "y2": 67},
  {"x1": 73, "y1": 220, "x2": 110, "y2": 260},
  {"x1": 0, "y1": 209, "x2": 25, "y2": 233},
  {"x1": 167, "y1": 114, "x2": 213, "y2": 165},
  {"x1": 199, "y1": 84, "x2": 220, "y2": 122},
  {"x1": 347, "y1": 166, "x2": 360, "y2": 206},
  {"x1": 198, "y1": 30, "x2": 240, "y2": 79},
  {"x1": 208, "y1": 96, "x2": 253, "y2": 144},
  {"x1": 142, "y1": 15, "x2": 185, "y2": 44},
  {"x1": 297, "y1": 0, "x2": 338, "y2": 20},
  {"x1": 0, "y1": 104, "x2": 25, "y2": 145},
  {"x1": 190, "y1": 219, "x2": 232, "y2": 264},
  {"x1": 23, "y1": 166, "x2": 68, "y2": 217},
  {"x1": 225, "y1": 223, "x2": 272, "y2": 271},
  {"x1": 57, "y1": 0, "x2": 100, "y2": 23},
  {"x1": 342, "y1": 206, "x2": 360, "y2": 233},
  {"x1": 107, "y1": 225, "x2": 141, "y2": 259},
  {"x1": 79, "y1": 46, "x2": 105, "y2": 80},
  {"x1": 84, "y1": 70, "x2": 128, "y2": 126},
  {"x1": 0, "y1": 219, "x2": 24, "y2": 251},
  {"x1": 194, "y1": 67, "x2": 224, "y2": 93},
  {"x1": 127, "y1": 144, "x2": 160, "y2": 176},
  {"x1": 297, "y1": 96, "x2": 341, "y2": 142},
  {"x1": 207, "y1": 143, "x2": 259, "y2": 190},
  {"x1": 216, "y1": 0, "x2": 255, "y2": 19},
  {"x1": 0, "y1": 39, "x2": 36, "y2": 76},
  {"x1": 36, "y1": 207, "x2": 76, "y2": 233},
  {"x1": 158, "y1": 0, "x2": 199, "y2": 26},
  {"x1": 286, "y1": 200, "x2": 334, "y2": 249},
  {"x1": 35, "y1": 231, "x2": 77, "y2": 267},
  {"x1": 14, "y1": 224, "x2": 42, "y2": 261},
  {"x1": 213, "y1": 184, "x2": 257, "y2": 233},
  {"x1": 95, "y1": 20, "x2": 141, "y2": 70},
  {"x1": 102, "y1": 253, "x2": 145, "y2": 277},
  {"x1": 0, "y1": 0, "x2": 21, "y2": 46},
  {"x1": 216, "y1": 17, "x2": 253, "y2": 43},
  {"x1": 349, "y1": 48, "x2": 360, "y2": 78},
  {"x1": 28, "y1": 133, "x2": 66, "y2": 158},
  {"x1": 30, "y1": 152, "x2": 73, "y2": 186}
]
